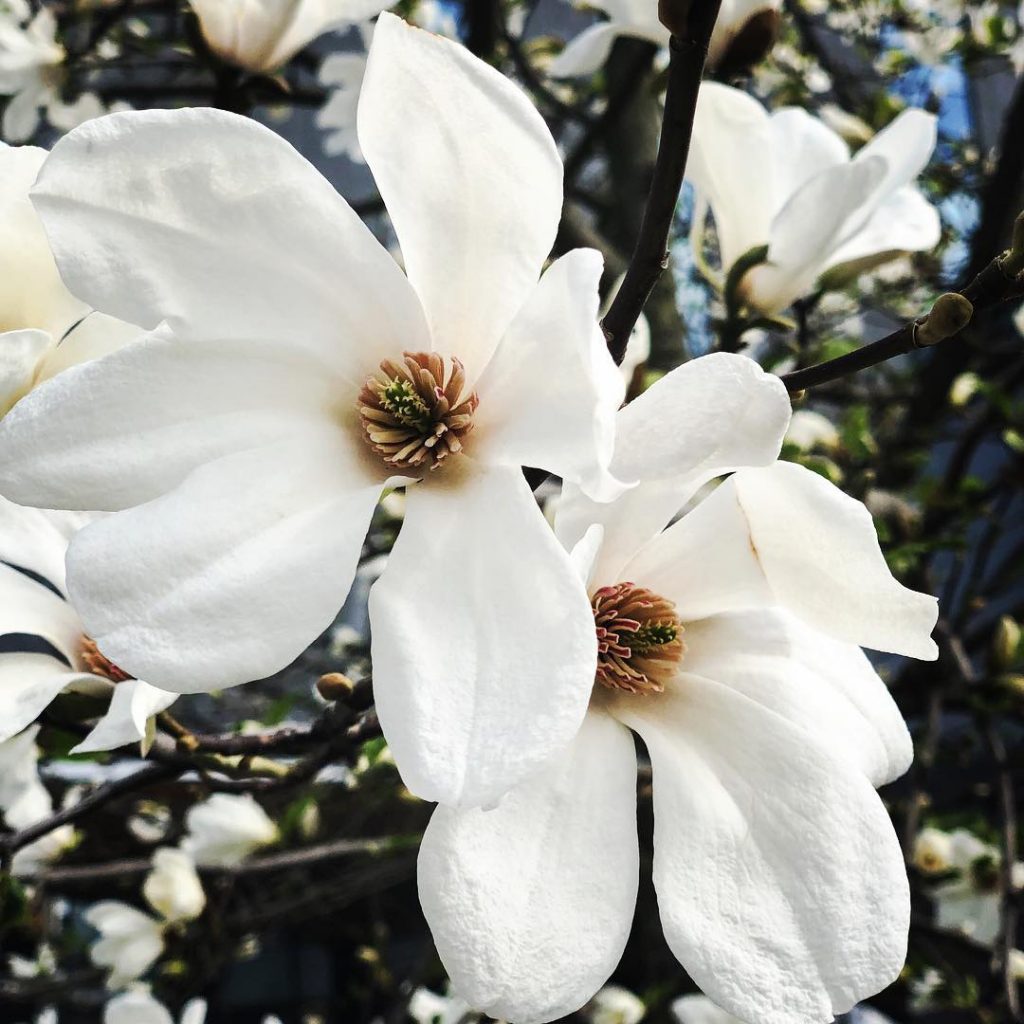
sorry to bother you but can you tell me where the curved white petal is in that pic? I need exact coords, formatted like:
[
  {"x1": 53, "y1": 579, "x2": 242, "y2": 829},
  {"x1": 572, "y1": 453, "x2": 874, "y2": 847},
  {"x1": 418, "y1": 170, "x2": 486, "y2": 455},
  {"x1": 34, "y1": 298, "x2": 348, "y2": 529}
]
[
  {"x1": 472, "y1": 249, "x2": 623, "y2": 498},
  {"x1": 0, "y1": 562, "x2": 83, "y2": 660},
  {"x1": 0, "y1": 653, "x2": 93, "y2": 744},
  {"x1": 359, "y1": 13, "x2": 563, "y2": 383},
  {"x1": 0, "y1": 725, "x2": 51, "y2": 828},
  {"x1": 615, "y1": 673, "x2": 910, "y2": 1024},
  {"x1": 624, "y1": 461, "x2": 938, "y2": 659},
  {"x1": 745, "y1": 156, "x2": 889, "y2": 313},
  {"x1": 0, "y1": 328, "x2": 352, "y2": 512},
  {"x1": 688, "y1": 83, "x2": 776, "y2": 270},
  {"x1": 0, "y1": 144, "x2": 86, "y2": 339},
  {"x1": 36, "y1": 312, "x2": 143, "y2": 384},
  {"x1": 66, "y1": 428, "x2": 384, "y2": 693},
  {"x1": 418, "y1": 710, "x2": 638, "y2": 1021},
  {"x1": 86, "y1": 901, "x2": 165, "y2": 987},
  {"x1": 681, "y1": 607, "x2": 912, "y2": 786},
  {"x1": 554, "y1": 353, "x2": 791, "y2": 583},
  {"x1": 548, "y1": 22, "x2": 621, "y2": 77},
  {"x1": 767, "y1": 106, "x2": 849, "y2": 205},
  {"x1": 370, "y1": 460, "x2": 596, "y2": 808},
  {"x1": 72, "y1": 679, "x2": 179, "y2": 755},
  {"x1": 854, "y1": 108, "x2": 937, "y2": 198},
  {"x1": 0, "y1": 328, "x2": 53, "y2": 416},
  {"x1": 180, "y1": 1000, "x2": 208, "y2": 1024},
  {"x1": 0, "y1": 493, "x2": 88, "y2": 591},
  {"x1": 31, "y1": 108, "x2": 428, "y2": 377}
]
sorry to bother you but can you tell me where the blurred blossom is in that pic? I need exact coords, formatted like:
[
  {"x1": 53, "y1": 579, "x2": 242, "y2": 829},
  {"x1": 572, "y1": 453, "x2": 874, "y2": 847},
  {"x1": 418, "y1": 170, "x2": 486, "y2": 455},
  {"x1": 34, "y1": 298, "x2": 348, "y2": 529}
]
[
  {"x1": 188, "y1": 0, "x2": 393, "y2": 74},
  {"x1": 0, "y1": 14, "x2": 625, "y2": 813},
  {"x1": 410, "y1": 0, "x2": 460, "y2": 39},
  {"x1": 86, "y1": 901, "x2": 166, "y2": 989},
  {"x1": 182, "y1": 793, "x2": 278, "y2": 867},
  {"x1": 671, "y1": 995, "x2": 743, "y2": 1024},
  {"x1": 104, "y1": 987, "x2": 207, "y2": 1024},
  {"x1": 317, "y1": 49, "x2": 367, "y2": 160},
  {"x1": 549, "y1": 0, "x2": 782, "y2": 78},
  {"x1": 950, "y1": 372, "x2": 983, "y2": 406},
  {"x1": 408, "y1": 986, "x2": 479, "y2": 1024},
  {"x1": 587, "y1": 985, "x2": 645, "y2": 1024},
  {"x1": 0, "y1": 726, "x2": 52, "y2": 829},
  {"x1": 818, "y1": 104, "x2": 875, "y2": 145},
  {"x1": 127, "y1": 801, "x2": 173, "y2": 845},
  {"x1": 785, "y1": 409, "x2": 840, "y2": 452},
  {"x1": 142, "y1": 848, "x2": 206, "y2": 925},
  {"x1": 687, "y1": 83, "x2": 940, "y2": 315},
  {"x1": 419, "y1": 353, "x2": 937, "y2": 1023},
  {"x1": 913, "y1": 826, "x2": 956, "y2": 874},
  {"x1": 0, "y1": 1, "x2": 64, "y2": 141}
]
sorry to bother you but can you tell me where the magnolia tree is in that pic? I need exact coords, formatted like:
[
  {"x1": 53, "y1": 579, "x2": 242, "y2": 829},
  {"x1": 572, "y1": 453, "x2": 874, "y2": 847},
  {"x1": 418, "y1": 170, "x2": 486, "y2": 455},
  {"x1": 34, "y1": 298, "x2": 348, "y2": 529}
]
[{"x1": 0, "y1": 0, "x2": 1023, "y2": 1022}]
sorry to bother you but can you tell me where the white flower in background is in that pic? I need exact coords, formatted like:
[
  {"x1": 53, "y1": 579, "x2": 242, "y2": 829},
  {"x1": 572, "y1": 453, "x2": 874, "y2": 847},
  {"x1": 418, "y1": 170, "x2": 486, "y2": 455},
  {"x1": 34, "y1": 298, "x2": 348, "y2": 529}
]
[
  {"x1": 549, "y1": 0, "x2": 781, "y2": 77},
  {"x1": 687, "y1": 83, "x2": 941, "y2": 315},
  {"x1": 317, "y1": 23, "x2": 370, "y2": 161},
  {"x1": 0, "y1": 14, "x2": 624, "y2": 811},
  {"x1": 86, "y1": 901, "x2": 166, "y2": 989},
  {"x1": 1, "y1": 144, "x2": 138, "y2": 418},
  {"x1": 418, "y1": 353, "x2": 938, "y2": 1024},
  {"x1": 105, "y1": 988, "x2": 207, "y2": 1024},
  {"x1": 410, "y1": 0, "x2": 459, "y2": 39},
  {"x1": 671, "y1": 995, "x2": 743, "y2": 1024},
  {"x1": 0, "y1": 496, "x2": 179, "y2": 752},
  {"x1": 588, "y1": 985, "x2": 645, "y2": 1024},
  {"x1": 0, "y1": 1, "x2": 63, "y2": 141},
  {"x1": 408, "y1": 986, "x2": 480, "y2": 1024},
  {"x1": 181, "y1": 793, "x2": 278, "y2": 867},
  {"x1": 188, "y1": 0, "x2": 394, "y2": 74},
  {"x1": 142, "y1": 848, "x2": 206, "y2": 925},
  {"x1": 785, "y1": 408, "x2": 840, "y2": 451},
  {"x1": 913, "y1": 826, "x2": 958, "y2": 874}
]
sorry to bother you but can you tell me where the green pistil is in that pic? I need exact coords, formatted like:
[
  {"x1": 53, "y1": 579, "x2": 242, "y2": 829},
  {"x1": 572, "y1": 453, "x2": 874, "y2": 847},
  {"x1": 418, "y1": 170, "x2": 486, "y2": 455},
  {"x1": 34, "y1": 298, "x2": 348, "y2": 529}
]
[
  {"x1": 381, "y1": 378, "x2": 431, "y2": 431},
  {"x1": 630, "y1": 621, "x2": 678, "y2": 652}
]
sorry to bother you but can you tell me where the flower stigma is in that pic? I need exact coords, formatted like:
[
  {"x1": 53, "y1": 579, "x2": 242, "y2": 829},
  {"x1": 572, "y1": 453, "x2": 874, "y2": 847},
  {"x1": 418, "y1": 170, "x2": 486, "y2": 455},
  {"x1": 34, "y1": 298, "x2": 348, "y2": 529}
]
[
  {"x1": 80, "y1": 636, "x2": 133, "y2": 683},
  {"x1": 591, "y1": 583, "x2": 685, "y2": 695},
  {"x1": 357, "y1": 352, "x2": 479, "y2": 472}
]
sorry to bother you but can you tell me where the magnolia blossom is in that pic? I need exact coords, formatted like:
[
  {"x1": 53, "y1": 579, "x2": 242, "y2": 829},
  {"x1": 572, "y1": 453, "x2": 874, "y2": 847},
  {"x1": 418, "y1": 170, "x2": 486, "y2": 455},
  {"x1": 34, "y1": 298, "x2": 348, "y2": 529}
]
[
  {"x1": 1, "y1": 144, "x2": 138, "y2": 418},
  {"x1": 86, "y1": 902, "x2": 166, "y2": 989},
  {"x1": 549, "y1": 0, "x2": 781, "y2": 77},
  {"x1": 0, "y1": 496, "x2": 178, "y2": 752},
  {"x1": 0, "y1": 13, "x2": 623, "y2": 810},
  {"x1": 418, "y1": 353, "x2": 938, "y2": 1024},
  {"x1": 588, "y1": 986, "x2": 645, "y2": 1024},
  {"x1": 181, "y1": 793, "x2": 278, "y2": 867},
  {"x1": 687, "y1": 83, "x2": 941, "y2": 315},
  {"x1": 316, "y1": 24, "x2": 369, "y2": 161},
  {"x1": 785, "y1": 409, "x2": 840, "y2": 451},
  {"x1": 671, "y1": 996, "x2": 743, "y2": 1024},
  {"x1": 408, "y1": 986, "x2": 480, "y2": 1024},
  {"x1": 105, "y1": 989, "x2": 207, "y2": 1024},
  {"x1": 142, "y1": 848, "x2": 206, "y2": 925},
  {"x1": 188, "y1": 0, "x2": 393, "y2": 74}
]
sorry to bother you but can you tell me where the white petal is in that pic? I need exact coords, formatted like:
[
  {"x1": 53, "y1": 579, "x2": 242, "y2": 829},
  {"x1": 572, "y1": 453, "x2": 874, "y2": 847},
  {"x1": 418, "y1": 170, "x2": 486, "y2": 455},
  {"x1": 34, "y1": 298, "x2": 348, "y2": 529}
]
[
  {"x1": 0, "y1": 724, "x2": 51, "y2": 828},
  {"x1": 687, "y1": 83, "x2": 777, "y2": 270},
  {"x1": 72, "y1": 679, "x2": 179, "y2": 755},
  {"x1": 0, "y1": 652, "x2": 92, "y2": 743},
  {"x1": 554, "y1": 353, "x2": 791, "y2": 583},
  {"x1": 548, "y1": 23, "x2": 621, "y2": 77},
  {"x1": 767, "y1": 106, "x2": 849, "y2": 205},
  {"x1": 370, "y1": 460, "x2": 596, "y2": 808},
  {"x1": 615, "y1": 673, "x2": 910, "y2": 1024},
  {"x1": 472, "y1": 249, "x2": 624, "y2": 498},
  {"x1": 625, "y1": 462, "x2": 938, "y2": 659},
  {"x1": 180, "y1": 1000, "x2": 208, "y2": 1024},
  {"x1": 86, "y1": 901, "x2": 165, "y2": 987},
  {"x1": 853, "y1": 108, "x2": 937, "y2": 198},
  {"x1": 0, "y1": 497, "x2": 87, "y2": 595},
  {"x1": 0, "y1": 328, "x2": 354, "y2": 512},
  {"x1": 104, "y1": 989, "x2": 175, "y2": 1024},
  {"x1": 418, "y1": 710, "x2": 638, "y2": 1021},
  {"x1": 682, "y1": 607, "x2": 912, "y2": 786},
  {"x1": 36, "y1": 312, "x2": 143, "y2": 384},
  {"x1": 0, "y1": 562, "x2": 83, "y2": 659},
  {"x1": 66, "y1": 428, "x2": 384, "y2": 693},
  {"x1": 0, "y1": 328, "x2": 53, "y2": 416},
  {"x1": 359, "y1": 14, "x2": 563, "y2": 383},
  {"x1": 31, "y1": 108, "x2": 428, "y2": 375},
  {"x1": 2, "y1": 87, "x2": 43, "y2": 146}
]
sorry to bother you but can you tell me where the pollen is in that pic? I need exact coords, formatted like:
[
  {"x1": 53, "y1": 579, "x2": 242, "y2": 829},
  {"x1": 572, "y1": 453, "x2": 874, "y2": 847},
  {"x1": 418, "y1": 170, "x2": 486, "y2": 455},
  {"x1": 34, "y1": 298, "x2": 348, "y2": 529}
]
[
  {"x1": 80, "y1": 636, "x2": 133, "y2": 683},
  {"x1": 591, "y1": 583, "x2": 685, "y2": 695},
  {"x1": 357, "y1": 352, "x2": 479, "y2": 472}
]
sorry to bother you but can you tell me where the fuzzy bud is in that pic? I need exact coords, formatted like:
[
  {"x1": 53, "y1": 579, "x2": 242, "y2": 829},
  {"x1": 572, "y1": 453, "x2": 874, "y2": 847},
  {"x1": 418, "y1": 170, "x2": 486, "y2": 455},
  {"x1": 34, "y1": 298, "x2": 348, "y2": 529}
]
[
  {"x1": 317, "y1": 672, "x2": 356, "y2": 702},
  {"x1": 914, "y1": 293, "x2": 974, "y2": 347}
]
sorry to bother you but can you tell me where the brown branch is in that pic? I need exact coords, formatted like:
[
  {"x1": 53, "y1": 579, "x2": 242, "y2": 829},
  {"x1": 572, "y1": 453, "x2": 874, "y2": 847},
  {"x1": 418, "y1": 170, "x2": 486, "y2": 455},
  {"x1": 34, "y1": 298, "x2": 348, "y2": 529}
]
[{"x1": 600, "y1": 0, "x2": 723, "y2": 364}]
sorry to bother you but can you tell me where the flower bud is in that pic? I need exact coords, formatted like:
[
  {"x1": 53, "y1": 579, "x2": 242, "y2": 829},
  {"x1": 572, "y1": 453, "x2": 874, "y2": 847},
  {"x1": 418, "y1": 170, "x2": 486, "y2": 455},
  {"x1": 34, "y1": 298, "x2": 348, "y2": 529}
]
[
  {"x1": 317, "y1": 671, "x2": 356, "y2": 702},
  {"x1": 915, "y1": 293, "x2": 974, "y2": 347}
]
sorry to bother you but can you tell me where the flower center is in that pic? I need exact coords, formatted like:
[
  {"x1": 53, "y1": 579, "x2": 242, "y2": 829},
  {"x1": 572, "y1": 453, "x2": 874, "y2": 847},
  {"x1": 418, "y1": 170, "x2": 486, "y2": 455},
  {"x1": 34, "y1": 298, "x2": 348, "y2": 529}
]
[
  {"x1": 357, "y1": 352, "x2": 478, "y2": 472},
  {"x1": 591, "y1": 583, "x2": 685, "y2": 695},
  {"x1": 80, "y1": 636, "x2": 133, "y2": 683}
]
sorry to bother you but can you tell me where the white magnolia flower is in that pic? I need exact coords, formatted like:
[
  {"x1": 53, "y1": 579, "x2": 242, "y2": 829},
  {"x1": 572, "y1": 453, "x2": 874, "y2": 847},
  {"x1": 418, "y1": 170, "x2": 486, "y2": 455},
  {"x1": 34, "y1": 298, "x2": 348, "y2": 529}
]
[
  {"x1": 0, "y1": 726, "x2": 51, "y2": 829},
  {"x1": 0, "y1": 496, "x2": 179, "y2": 751},
  {"x1": 188, "y1": 0, "x2": 393, "y2": 74},
  {"x1": 671, "y1": 995, "x2": 742, "y2": 1024},
  {"x1": 0, "y1": 2, "x2": 63, "y2": 141},
  {"x1": 687, "y1": 83, "x2": 941, "y2": 315},
  {"x1": 181, "y1": 793, "x2": 278, "y2": 867},
  {"x1": 549, "y1": 0, "x2": 781, "y2": 77},
  {"x1": 0, "y1": 13, "x2": 624, "y2": 810},
  {"x1": 142, "y1": 848, "x2": 206, "y2": 924},
  {"x1": 1, "y1": 144, "x2": 138, "y2": 418},
  {"x1": 105, "y1": 988, "x2": 206, "y2": 1024},
  {"x1": 785, "y1": 408, "x2": 840, "y2": 451},
  {"x1": 408, "y1": 986, "x2": 479, "y2": 1024},
  {"x1": 86, "y1": 901, "x2": 166, "y2": 989},
  {"x1": 316, "y1": 25, "x2": 369, "y2": 161},
  {"x1": 417, "y1": 353, "x2": 938, "y2": 1024},
  {"x1": 588, "y1": 985, "x2": 645, "y2": 1024},
  {"x1": 913, "y1": 826, "x2": 957, "y2": 874}
]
